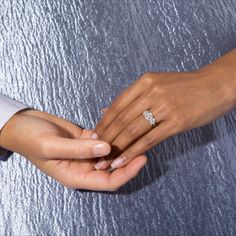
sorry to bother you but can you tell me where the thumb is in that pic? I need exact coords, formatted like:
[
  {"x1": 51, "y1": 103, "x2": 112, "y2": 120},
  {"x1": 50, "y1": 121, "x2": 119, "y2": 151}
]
[{"x1": 42, "y1": 136, "x2": 111, "y2": 160}]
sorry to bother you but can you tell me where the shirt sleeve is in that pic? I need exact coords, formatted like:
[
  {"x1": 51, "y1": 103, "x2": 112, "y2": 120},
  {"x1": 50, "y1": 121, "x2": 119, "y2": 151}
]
[{"x1": 0, "y1": 94, "x2": 29, "y2": 161}]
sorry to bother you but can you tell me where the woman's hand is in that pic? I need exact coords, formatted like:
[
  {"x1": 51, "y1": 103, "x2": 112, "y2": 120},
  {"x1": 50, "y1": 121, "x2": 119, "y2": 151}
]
[
  {"x1": 94, "y1": 49, "x2": 236, "y2": 170},
  {"x1": 0, "y1": 110, "x2": 147, "y2": 191}
]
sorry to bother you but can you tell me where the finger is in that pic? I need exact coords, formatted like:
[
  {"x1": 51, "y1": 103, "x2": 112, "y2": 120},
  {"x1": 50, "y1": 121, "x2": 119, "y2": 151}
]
[
  {"x1": 77, "y1": 155, "x2": 147, "y2": 191},
  {"x1": 100, "y1": 98, "x2": 167, "y2": 144},
  {"x1": 111, "y1": 107, "x2": 167, "y2": 151},
  {"x1": 94, "y1": 79, "x2": 146, "y2": 136},
  {"x1": 100, "y1": 94, "x2": 151, "y2": 143},
  {"x1": 94, "y1": 115, "x2": 152, "y2": 170},
  {"x1": 94, "y1": 107, "x2": 166, "y2": 170},
  {"x1": 49, "y1": 116, "x2": 84, "y2": 139},
  {"x1": 41, "y1": 136, "x2": 111, "y2": 159},
  {"x1": 110, "y1": 121, "x2": 174, "y2": 169}
]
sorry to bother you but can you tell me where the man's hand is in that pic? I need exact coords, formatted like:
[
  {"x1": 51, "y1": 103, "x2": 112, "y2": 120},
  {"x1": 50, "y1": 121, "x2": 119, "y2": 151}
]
[{"x1": 0, "y1": 110, "x2": 147, "y2": 191}]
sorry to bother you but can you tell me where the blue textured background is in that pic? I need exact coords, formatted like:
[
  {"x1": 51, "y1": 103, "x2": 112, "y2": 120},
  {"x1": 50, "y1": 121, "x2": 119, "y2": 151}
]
[{"x1": 0, "y1": 0, "x2": 236, "y2": 235}]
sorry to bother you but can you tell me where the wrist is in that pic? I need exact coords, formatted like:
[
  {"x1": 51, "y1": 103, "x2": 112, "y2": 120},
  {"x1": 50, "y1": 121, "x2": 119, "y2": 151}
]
[
  {"x1": 200, "y1": 49, "x2": 236, "y2": 108},
  {"x1": 0, "y1": 109, "x2": 31, "y2": 151}
]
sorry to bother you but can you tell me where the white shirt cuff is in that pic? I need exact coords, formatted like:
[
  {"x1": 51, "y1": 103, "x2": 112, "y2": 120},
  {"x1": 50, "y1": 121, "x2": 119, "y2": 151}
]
[
  {"x1": 0, "y1": 94, "x2": 29, "y2": 160},
  {"x1": 0, "y1": 94, "x2": 28, "y2": 130}
]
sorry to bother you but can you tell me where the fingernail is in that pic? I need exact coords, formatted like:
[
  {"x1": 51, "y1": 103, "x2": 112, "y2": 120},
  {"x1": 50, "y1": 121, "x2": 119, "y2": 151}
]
[
  {"x1": 91, "y1": 133, "x2": 98, "y2": 139},
  {"x1": 111, "y1": 157, "x2": 125, "y2": 169},
  {"x1": 93, "y1": 144, "x2": 109, "y2": 157},
  {"x1": 101, "y1": 108, "x2": 108, "y2": 114},
  {"x1": 94, "y1": 158, "x2": 107, "y2": 170}
]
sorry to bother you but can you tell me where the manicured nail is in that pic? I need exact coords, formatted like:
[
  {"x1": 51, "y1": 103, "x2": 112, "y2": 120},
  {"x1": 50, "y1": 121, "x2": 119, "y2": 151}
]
[
  {"x1": 91, "y1": 133, "x2": 98, "y2": 139},
  {"x1": 93, "y1": 144, "x2": 109, "y2": 157},
  {"x1": 94, "y1": 158, "x2": 107, "y2": 170},
  {"x1": 101, "y1": 108, "x2": 108, "y2": 114},
  {"x1": 111, "y1": 157, "x2": 125, "y2": 169}
]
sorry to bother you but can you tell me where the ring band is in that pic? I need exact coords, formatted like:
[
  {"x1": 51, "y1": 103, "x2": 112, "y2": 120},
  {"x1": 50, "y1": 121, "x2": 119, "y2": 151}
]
[{"x1": 143, "y1": 110, "x2": 157, "y2": 127}]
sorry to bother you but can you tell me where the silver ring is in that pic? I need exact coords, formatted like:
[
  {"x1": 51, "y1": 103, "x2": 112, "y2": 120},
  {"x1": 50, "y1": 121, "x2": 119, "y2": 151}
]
[{"x1": 143, "y1": 110, "x2": 157, "y2": 127}]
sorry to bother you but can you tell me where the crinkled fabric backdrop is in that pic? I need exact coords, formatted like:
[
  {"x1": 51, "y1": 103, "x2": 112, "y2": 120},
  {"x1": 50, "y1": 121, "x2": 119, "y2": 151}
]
[{"x1": 0, "y1": 0, "x2": 236, "y2": 235}]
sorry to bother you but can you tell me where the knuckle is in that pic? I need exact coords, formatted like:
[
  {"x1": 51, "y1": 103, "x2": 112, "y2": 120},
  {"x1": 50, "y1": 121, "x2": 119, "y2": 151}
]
[
  {"x1": 38, "y1": 139, "x2": 51, "y2": 157},
  {"x1": 125, "y1": 124, "x2": 138, "y2": 137},
  {"x1": 140, "y1": 72, "x2": 154, "y2": 85},
  {"x1": 166, "y1": 122, "x2": 177, "y2": 135},
  {"x1": 170, "y1": 111, "x2": 178, "y2": 121},
  {"x1": 169, "y1": 116, "x2": 183, "y2": 134},
  {"x1": 149, "y1": 84, "x2": 165, "y2": 97},
  {"x1": 124, "y1": 149, "x2": 136, "y2": 159},
  {"x1": 143, "y1": 135, "x2": 156, "y2": 147},
  {"x1": 150, "y1": 86, "x2": 159, "y2": 94},
  {"x1": 139, "y1": 96, "x2": 150, "y2": 107},
  {"x1": 159, "y1": 101, "x2": 172, "y2": 116},
  {"x1": 114, "y1": 114, "x2": 127, "y2": 127}
]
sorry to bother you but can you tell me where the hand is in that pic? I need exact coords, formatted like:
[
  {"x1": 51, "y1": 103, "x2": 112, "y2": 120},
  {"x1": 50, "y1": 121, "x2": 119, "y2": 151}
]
[
  {"x1": 0, "y1": 110, "x2": 147, "y2": 191},
  {"x1": 94, "y1": 49, "x2": 236, "y2": 170}
]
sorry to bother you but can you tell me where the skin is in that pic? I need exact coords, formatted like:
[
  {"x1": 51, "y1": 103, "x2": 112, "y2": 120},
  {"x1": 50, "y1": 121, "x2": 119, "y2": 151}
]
[
  {"x1": 94, "y1": 48, "x2": 236, "y2": 170},
  {"x1": 1, "y1": 50, "x2": 236, "y2": 191},
  {"x1": 0, "y1": 110, "x2": 147, "y2": 191}
]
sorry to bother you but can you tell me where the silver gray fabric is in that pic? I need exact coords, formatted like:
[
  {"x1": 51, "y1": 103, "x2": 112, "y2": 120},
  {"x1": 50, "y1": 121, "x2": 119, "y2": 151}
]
[{"x1": 0, "y1": 0, "x2": 236, "y2": 235}]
